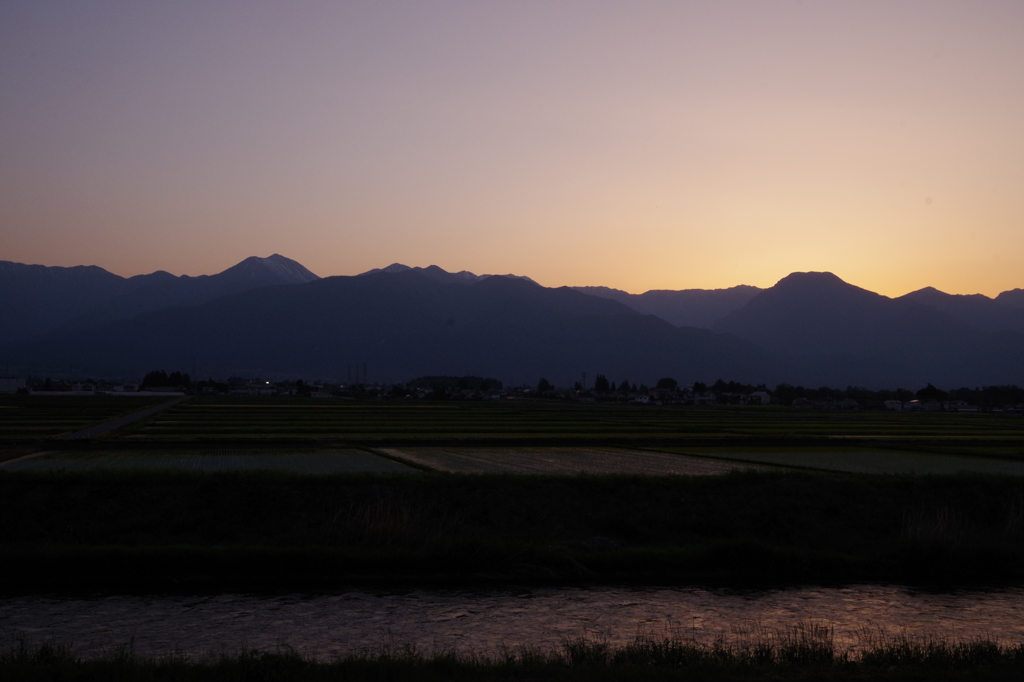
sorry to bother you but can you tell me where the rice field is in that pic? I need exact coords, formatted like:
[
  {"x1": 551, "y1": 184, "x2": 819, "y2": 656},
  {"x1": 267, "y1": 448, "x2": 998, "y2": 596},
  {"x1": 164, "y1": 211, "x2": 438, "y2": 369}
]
[
  {"x1": 664, "y1": 446, "x2": 1024, "y2": 476},
  {"x1": 378, "y1": 446, "x2": 767, "y2": 475},
  {"x1": 0, "y1": 448, "x2": 418, "y2": 474},
  {"x1": 0, "y1": 395, "x2": 170, "y2": 441},
  {"x1": 118, "y1": 397, "x2": 1024, "y2": 444}
]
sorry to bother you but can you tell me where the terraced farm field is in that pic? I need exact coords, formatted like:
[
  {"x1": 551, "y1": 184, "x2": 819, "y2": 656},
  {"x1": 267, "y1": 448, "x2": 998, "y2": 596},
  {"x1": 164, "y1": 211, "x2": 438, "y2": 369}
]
[
  {"x1": 664, "y1": 446, "x2": 1024, "y2": 476},
  {"x1": 379, "y1": 446, "x2": 768, "y2": 475},
  {"x1": 0, "y1": 448, "x2": 417, "y2": 474},
  {"x1": 0, "y1": 395, "x2": 170, "y2": 441},
  {"x1": 122, "y1": 397, "x2": 1024, "y2": 445}
]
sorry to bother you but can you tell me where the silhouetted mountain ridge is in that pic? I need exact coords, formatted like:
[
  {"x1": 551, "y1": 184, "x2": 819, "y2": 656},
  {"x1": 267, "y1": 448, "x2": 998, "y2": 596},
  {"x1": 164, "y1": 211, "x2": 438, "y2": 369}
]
[
  {"x1": 713, "y1": 271, "x2": 1024, "y2": 387},
  {"x1": 3, "y1": 258, "x2": 1023, "y2": 388},
  {"x1": 0, "y1": 254, "x2": 318, "y2": 345},
  {"x1": 359, "y1": 263, "x2": 539, "y2": 286},
  {"x1": 898, "y1": 286, "x2": 1024, "y2": 334},
  {"x1": 574, "y1": 284, "x2": 762, "y2": 328},
  {"x1": 3, "y1": 268, "x2": 777, "y2": 385}
]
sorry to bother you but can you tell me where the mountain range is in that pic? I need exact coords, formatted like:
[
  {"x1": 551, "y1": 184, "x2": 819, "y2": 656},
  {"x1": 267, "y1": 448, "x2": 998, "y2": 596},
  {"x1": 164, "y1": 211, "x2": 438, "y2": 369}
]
[
  {"x1": 0, "y1": 254, "x2": 318, "y2": 347},
  {"x1": 2, "y1": 255, "x2": 1023, "y2": 389}
]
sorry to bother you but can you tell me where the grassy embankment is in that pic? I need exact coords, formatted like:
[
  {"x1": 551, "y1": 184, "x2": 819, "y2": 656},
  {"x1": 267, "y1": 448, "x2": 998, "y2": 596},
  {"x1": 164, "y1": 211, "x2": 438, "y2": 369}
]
[
  {"x1": 5, "y1": 627, "x2": 1024, "y2": 681},
  {"x1": 3, "y1": 469, "x2": 1023, "y2": 590}
]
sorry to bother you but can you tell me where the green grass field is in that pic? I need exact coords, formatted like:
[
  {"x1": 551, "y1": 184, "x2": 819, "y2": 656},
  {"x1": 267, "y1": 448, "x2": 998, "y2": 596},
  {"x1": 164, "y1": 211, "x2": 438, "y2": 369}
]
[{"x1": 115, "y1": 398, "x2": 1024, "y2": 447}]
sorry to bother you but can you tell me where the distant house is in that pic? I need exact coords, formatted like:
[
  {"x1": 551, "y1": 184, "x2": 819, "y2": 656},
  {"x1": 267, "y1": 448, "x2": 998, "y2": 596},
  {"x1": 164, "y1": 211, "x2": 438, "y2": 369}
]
[
  {"x1": 747, "y1": 391, "x2": 771, "y2": 405},
  {"x1": 884, "y1": 400, "x2": 903, "y2": 411},
  {"x1": 694, "y1": 392, "x2": 717, "y2": 405},
  {"x1": 649, "y1": 387, "x2": 677, "y2": 401}
]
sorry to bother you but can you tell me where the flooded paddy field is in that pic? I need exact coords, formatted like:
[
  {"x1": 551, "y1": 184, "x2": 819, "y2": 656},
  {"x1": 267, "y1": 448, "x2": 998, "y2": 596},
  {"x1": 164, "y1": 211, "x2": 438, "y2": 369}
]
[
  {"x1": 662, "y1": 445, "x2": 1024, "y2": 476},
  {"x1": 379, "y1": 446, "x2": 767, "y2": 475},
  {"x1": 0, "y1": 448, "x2": 417, "y2": 474}
]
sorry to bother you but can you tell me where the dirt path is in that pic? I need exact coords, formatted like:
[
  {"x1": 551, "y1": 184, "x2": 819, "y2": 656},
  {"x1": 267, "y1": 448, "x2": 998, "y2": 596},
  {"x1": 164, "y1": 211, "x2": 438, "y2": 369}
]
[{"x1": 56, "y1": 396, "x2": 188, "y2": 440}]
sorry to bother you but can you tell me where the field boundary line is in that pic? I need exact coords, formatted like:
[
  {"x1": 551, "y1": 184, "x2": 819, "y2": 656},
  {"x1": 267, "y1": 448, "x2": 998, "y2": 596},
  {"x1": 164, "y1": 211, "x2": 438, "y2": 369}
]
[
  {"x1": 629, "y1": 445, "x2": 819, "y2": 473},
  {"x1": 356, "y1": 446, "x2": 439, "y2": 472},
  {"x1": 55, "y1": 396, "x2": 189, "y2": 440},
  {"x1": 0, "y1": 451, "x2": 54, "y2": 468}
]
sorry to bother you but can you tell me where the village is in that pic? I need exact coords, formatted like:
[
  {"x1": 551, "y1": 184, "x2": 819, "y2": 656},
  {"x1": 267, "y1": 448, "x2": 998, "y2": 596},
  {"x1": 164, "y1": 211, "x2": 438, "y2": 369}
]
[{"x1": 7, "y1": 373, "x2": 1024, "y2": 414}]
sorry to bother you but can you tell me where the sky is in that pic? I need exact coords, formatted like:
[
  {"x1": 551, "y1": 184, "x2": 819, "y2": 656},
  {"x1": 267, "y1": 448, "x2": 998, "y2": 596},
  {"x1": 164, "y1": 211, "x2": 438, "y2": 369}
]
[{"x1": 2, "y1": 1, "x2": 1023, "y2": 297}]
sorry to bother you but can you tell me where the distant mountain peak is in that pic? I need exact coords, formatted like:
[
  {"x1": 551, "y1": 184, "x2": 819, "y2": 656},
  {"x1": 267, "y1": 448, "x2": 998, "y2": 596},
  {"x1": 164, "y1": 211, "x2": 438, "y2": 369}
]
[
  {"x1": 220, "y1": 254, "x2": 319, "y2": 284},
  {"x1": 358, "y1": 263, "x2": 412, "y2": 276},
  {"x1": 996, "y1": 288, "x2": 1024, "y2": 308},
  {"x1": 774, "y1": 271, "x2": 847, "y2": 288},
  {"x1": 902, "y1": 286, "x2": 993, "y2": 303}
]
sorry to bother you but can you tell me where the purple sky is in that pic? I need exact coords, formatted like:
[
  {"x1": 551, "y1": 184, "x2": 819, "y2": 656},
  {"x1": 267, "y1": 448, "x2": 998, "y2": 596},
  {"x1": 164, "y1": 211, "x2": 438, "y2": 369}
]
[{"x1": 3, "y1": 1, "x2": 1023, "y2": 296}]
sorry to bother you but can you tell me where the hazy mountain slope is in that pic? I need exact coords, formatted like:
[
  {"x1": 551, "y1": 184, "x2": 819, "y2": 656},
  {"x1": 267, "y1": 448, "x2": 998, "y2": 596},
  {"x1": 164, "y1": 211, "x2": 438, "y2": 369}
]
[
  {"x1": 712, "y1": 272, "x2": 1024, "y2": 388},
  {"x1": 59, "y1": 255, "x2": 319, "y2": 331},
  {"x1": 0, "y1": 261, "x2": 135, "y2": 346},
  {"x1": 898, "y1": 286, "x2": 1024, "y2": 333},
  {"x1": 573, "y1": 285, "x2": 761, "y2": 328},
  {"x1": 996, "y1": 288, "x2": 1024, "y2": 308},
  {"x1": 1, "y1": 255, "x2": 318, "y2": 346},
  {"x1": 3, "y1": 269, "x2": 781, "y2": 386}
]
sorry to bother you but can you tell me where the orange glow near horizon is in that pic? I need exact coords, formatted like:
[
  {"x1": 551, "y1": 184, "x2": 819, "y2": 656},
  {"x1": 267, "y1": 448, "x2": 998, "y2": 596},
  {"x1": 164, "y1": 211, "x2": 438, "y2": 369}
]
[{"x1": 3, "y1": 2, "x2": 1023, "y2": 299}]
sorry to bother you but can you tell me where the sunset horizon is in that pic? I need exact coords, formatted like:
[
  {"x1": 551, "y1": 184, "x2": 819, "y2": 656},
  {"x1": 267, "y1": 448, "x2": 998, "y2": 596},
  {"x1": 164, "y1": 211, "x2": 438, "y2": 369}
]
[
  {"x1": 6, "y1": 251, "x2": 1021, "y2": 301},
  {"x1": 4, "y1": 2, "x2": 1023, "y2": 299}
]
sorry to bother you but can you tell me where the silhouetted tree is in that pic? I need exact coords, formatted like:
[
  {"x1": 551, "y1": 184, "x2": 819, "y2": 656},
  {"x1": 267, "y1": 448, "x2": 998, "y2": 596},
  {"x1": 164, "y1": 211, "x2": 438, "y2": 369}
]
[
  {"x1": 916, "y1": 383, "x2": 947, "y2": 401},
  {"x1": 656, "y1": 377, "x2": 678, "y2": 390},
  {"x1": 537, "y1": 378, "x2": 553, "y2": 393},
  {"x1": 773, "y1": 384, "x2": 801, "y2": 404},
  {"x1": 594, "y1": 375, "x2": 610, "y2": 392},
  {"x1": 142, "y1": 370, "x2": 191, "y2": 388},
  {"x1": 617, "y1": 380, "x2": 630, "y2": 392}
]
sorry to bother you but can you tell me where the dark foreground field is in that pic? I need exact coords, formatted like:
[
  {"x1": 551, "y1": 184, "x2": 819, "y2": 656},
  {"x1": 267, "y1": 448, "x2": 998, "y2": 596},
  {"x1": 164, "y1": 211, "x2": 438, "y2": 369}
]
[
  {"x1": 6, "y1": 628, "x2": 1024, "y2": 682},
  {"x1": 3, "y1": 469, "x2": 1023, "y2": 591},
  {"x1": 4, "y1": 397, "x2": 1024, "y2": 680}
]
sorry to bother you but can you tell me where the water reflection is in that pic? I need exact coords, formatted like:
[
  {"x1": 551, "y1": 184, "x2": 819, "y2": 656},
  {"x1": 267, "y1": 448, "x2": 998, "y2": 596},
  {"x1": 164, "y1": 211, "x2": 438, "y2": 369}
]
[{"x1": 3, "y1": 585, "x2": 1023, "y2": 659}]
